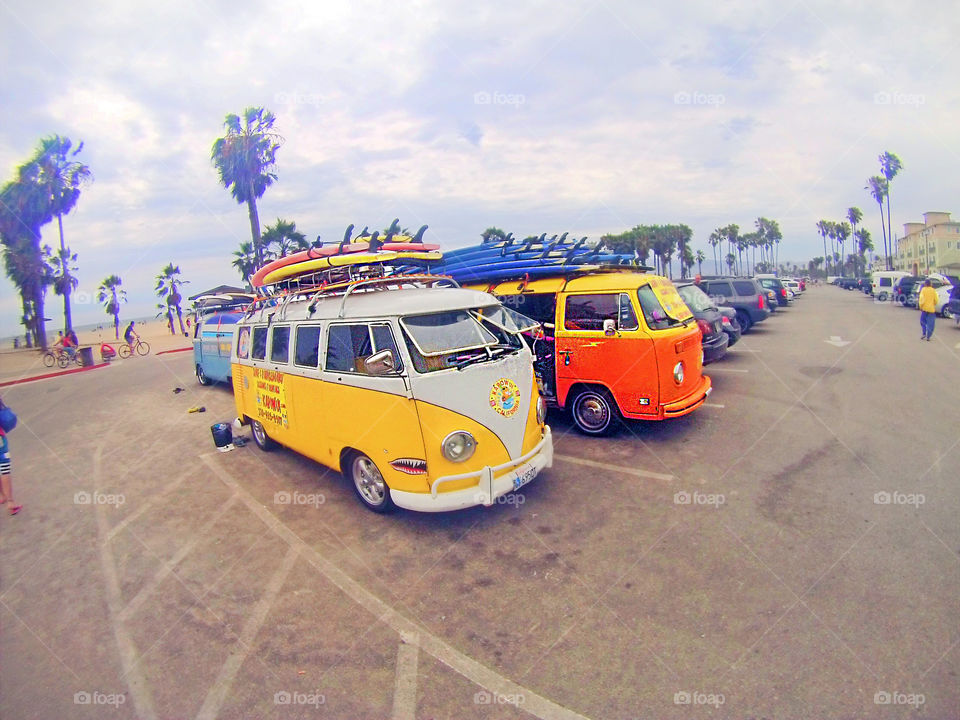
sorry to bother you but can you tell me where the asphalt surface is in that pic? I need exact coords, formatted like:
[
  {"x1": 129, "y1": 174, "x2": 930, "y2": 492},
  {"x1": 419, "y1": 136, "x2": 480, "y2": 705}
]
[{"x1": 1, "y1": 285, "x2": 958, "y2": 720}]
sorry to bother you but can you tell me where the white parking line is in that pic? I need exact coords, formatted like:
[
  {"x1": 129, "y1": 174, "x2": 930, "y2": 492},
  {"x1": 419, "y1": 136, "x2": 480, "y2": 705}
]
[
  {"x1": 200, "y1": 454, "x2": 593, "y2": 720},
  {"x1": 554, "y1": 454, "x2": 674, "y2": 482},
  {"x1": 703, "y1": 403, "x2": 725, "y2": 409},
  {"x1": 706, "y1": 367, "x2": 749, "y2": 373},
  {"x1": 392, "y1": 633, "x2": 420, "y2": 720}
]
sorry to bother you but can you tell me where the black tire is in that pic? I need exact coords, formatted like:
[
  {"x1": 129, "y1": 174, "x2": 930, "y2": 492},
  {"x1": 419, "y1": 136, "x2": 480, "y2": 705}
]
[
  {"x1": 570, "y1": 387, "x2": 620, "y2": 436},
  {"x1": 941, "y1": 307, "x2": 952, "y2": 319},
  {"x1": 196, "y1": 364, "x2": 211, "y2": 386},
  {"x1": 136, "y1": 341, "x2": 150, "y2": 356},
  {"x1": 43, "y1": 352, "x2": 56, "y2": 368},
  {"x1": 57, "y1": 353, "x2": 69, "y2": 368},
  {"x1": 250, "y1": 419, "x2": 277, "y2": 451},
  {"x1": 877, "y1": 292, "x2": 888, "y2": 302},
  {"x1": 118, "y1": 343, "x2": 132, "y2": 359},
  {"x1": 346, "y1": 452, "x2": 395, "y2": 513},
  {"x1": 735, "y1": 310, "x2": 752, "y2": 333}
]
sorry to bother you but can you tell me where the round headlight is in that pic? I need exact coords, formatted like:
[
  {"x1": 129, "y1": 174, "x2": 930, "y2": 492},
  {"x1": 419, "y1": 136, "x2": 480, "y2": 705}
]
[
  {"x1": 441, "y1": 431, "x2": 477, "y2": 463},
  {"x1": 673, "y1": 361, "x2": 685, "y2": 385},
  {"x1": 536, "y1": 395, "x2": 547, "y2": 425}
]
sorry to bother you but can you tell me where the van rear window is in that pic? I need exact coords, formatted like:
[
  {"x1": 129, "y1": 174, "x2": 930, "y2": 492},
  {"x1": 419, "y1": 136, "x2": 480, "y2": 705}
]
[{"x1": 251, "y1": 327, "x2": 267, "y2": 360}]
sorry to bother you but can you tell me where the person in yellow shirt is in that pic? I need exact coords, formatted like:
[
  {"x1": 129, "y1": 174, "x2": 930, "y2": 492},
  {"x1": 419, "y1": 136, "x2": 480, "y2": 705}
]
[{"x1": 917, "y1": 279, "x2": 938, "y2": 341}]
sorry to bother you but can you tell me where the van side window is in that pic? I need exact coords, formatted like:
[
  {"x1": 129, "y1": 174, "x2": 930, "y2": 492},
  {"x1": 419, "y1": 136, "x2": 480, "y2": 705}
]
[
  {"x1": 237, "y1": 326, "x2": 251, "y2": 359},
  {"x1": 271, "y1": 326, "x2": 290, "y2": 363},
  {"x1": 564, "y1": 294, "x2": 619, "y2": 331},
  {"x1": 251, "y1": 326, "x2": 267, "y2": 360},
  {"x1": 326, "y1": 324, "x2": 398, "y2": 374},
  {"x1": 295, "y1": 325, "x2": 322, "y2": 368},
  {"x1": 618, "y1": 293, "x2": 639, "y2": 330}
]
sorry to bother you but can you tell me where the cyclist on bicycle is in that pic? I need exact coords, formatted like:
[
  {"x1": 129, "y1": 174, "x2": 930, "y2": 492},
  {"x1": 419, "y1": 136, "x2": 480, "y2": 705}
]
[
  {"x1": 123, "y1": 321, "x2": 139, "y2": 350},
  {"x1": 54, "y1": 331, "x2": 77, "y2": 361}
]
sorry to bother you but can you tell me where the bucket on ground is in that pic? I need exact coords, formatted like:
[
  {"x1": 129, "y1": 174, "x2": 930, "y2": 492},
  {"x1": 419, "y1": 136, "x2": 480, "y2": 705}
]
[
  {"x1": 211, "y1": 423, "x2": 232, "y2": 448},
  {"x1": 79, "y1": 346, "x2": 95, "y2": 366}
]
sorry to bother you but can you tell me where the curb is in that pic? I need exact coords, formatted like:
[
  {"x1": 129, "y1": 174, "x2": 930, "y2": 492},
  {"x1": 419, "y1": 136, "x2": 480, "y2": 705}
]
[
  {"x1": 0, "y1": 362, "x2": 111, "y2": 388},
  {"x1": 156, "y1": 347, "x2": 193, "y2": 356}
]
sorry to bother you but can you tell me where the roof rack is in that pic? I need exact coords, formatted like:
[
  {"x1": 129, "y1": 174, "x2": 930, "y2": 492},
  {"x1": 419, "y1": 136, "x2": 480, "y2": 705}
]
[{"x1": 331, "y1": 274, "x2": 460, "y2": 318}]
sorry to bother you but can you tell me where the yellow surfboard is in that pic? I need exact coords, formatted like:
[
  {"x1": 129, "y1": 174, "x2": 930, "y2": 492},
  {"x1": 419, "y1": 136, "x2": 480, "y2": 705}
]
[{"x1": 261, "y1": 251, "x2": 442, "y2": 285}]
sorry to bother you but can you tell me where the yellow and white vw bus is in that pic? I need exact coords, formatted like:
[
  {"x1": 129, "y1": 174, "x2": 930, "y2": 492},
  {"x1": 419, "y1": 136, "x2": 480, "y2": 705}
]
[{"x1": 231, "y1": 277, "x2": 552, "y2": 513}]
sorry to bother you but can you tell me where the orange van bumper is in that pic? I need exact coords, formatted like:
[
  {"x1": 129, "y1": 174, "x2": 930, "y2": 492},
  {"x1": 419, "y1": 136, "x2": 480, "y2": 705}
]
[{"x1": 621, "y1": 374, "x2": 712, "y2": 421}]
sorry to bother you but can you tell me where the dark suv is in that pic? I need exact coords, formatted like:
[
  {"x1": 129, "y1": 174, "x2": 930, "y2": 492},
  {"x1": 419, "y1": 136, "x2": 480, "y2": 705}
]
[
  {"x1": 696, "y1": 277, "x2": 771, "y2": 332},
  {"x1": 893, "y1": 276, "x2": 924, "y2": 306},
  {"x1": 755, "y1": 277, "x2": 791, "y2": 307}
]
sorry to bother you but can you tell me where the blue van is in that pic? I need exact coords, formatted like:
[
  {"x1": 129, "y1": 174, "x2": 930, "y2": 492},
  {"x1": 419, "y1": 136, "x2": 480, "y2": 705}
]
[{"x1": 193, "y1": 311, "x2": 243, "y2": 385}]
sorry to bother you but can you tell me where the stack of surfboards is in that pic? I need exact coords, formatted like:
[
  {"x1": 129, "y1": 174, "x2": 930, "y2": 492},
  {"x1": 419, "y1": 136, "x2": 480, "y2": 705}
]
[
  {"x1": 249, "y1": 222, "x2": 440, "y2": 289},
  {"x1": 420, "y1": 233, "x2": 640, "y2": 284}
]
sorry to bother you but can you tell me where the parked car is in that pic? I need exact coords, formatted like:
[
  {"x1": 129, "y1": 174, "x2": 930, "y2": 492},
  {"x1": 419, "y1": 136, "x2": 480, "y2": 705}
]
[
  {"x1": 837, "y1": 278, "x2": 859, "y2": 290},
  {"x1": 697, "y1": 277, "x2": 771, "y2": 332},
  {"x1": 755, "y1": 276, "x2": 791, "y2": 308},
  {"x1": 870, "y1": 270, "x2": 910, "y2": 301},
  {"x1": 764, "y1": 289, "x2": 779, "y2": 312},
  {"x1": 674, "y1": 282, "x2": 730, "y2": 364},
  {"x1": 906, "y1": 275, "x2": 957, "y2": 308},
  {"x1": 945, "y1": 283, "x2": 960, "y2": 323},
  {"x1": 893, "y1": 276, "x2": 924, "y2": 306},
  {"x1": 783, "y1": 279, "x2": 803, "y2": 295},
  {"x1": 858, "y1": 277, "x2": 872, "y2": 294},
  {"x1": 717, "y1": 306, "x2": 741, "y2": 347}
]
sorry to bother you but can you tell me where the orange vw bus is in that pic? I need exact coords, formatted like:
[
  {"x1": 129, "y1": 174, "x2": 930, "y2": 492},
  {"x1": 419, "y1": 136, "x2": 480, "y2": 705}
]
[{"x1": 467, "y1": 270, "x2": 711, "y2": 434}]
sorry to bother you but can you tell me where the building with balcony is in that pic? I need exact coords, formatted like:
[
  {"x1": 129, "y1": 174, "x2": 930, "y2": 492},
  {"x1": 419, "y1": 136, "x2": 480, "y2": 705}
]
[{"x1": 894, "y1": 211, "x2": 960, "y2": 275}]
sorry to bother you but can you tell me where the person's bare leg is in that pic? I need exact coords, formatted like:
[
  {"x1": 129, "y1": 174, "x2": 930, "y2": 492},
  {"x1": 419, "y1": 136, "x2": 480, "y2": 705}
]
[{"x1": 1, "y1": 473, "x2": 21, "y2": 513}]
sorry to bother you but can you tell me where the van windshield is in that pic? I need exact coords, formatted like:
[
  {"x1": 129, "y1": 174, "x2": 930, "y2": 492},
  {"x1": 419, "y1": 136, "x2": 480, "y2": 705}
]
[
  {"x1": 473, "y1": 305, "x2": 540, "y2": 334},
  {"x1": 676, "y1": 284, "x2": 716, "y2": 312},
  {"x1": 400, "y1": 310, "x2": 498, "y2": 356},
  {"x1": 637, "y1": 286, "x2": 687, "y2": 329}
]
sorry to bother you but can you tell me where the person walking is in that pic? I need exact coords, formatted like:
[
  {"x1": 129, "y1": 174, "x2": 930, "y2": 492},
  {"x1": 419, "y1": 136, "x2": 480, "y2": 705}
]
[
  {"x1": 918, "y1": 279, "x2": 938, "y2": 341},
  {"x1": 0, "y1": 398, "x2": 22, "y2": 516}
]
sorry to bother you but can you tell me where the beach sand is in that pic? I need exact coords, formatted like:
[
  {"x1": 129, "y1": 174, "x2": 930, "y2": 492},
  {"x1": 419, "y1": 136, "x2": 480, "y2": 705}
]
[{"x1": 0, "y1": 319, "x2": 194, "y2": 384}]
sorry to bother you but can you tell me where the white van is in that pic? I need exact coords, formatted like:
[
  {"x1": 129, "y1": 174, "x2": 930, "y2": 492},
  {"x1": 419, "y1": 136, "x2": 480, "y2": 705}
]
[{"x1": 870, "y1": 271, "x2": 909, "y2": 301}]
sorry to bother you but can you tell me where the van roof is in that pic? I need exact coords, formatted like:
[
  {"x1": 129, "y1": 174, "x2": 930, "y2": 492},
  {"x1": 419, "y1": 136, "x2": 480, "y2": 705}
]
[
  {"x1": 475, "y1": 270, "x2": 660, "y2": 295},
  {"x1": 242, "y1": 286, "x2": 499, "y2": 324}
]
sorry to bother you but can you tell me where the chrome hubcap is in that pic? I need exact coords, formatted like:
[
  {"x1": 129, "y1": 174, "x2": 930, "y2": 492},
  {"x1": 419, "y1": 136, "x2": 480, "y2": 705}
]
[
  {"x1": 354, "y1": 457, "x2": 386, "y2": 505},
  {"x1": 252, "y1": 422, "x2": 266, "y2": 445},
  {"x1": 577, "y1": 395, "x2": 609, "y2": 430}
]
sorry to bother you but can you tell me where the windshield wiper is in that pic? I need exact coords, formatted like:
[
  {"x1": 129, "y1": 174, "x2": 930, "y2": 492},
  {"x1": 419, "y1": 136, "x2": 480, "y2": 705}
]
[{"x1": 453, "y1": 344, "x2": 518, "y2": 370}]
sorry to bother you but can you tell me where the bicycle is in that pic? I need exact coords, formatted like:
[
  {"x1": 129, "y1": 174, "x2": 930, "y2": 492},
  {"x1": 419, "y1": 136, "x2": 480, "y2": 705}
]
[
  {"x1": 118, "y1": 339, "x2": 151, "y2": 358},
  {"x1": 42, "y1": 348, "x2": 82, "y2": 369}
]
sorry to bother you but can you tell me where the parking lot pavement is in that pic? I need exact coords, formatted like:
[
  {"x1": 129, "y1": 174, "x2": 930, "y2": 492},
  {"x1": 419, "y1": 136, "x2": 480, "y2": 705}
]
[{"x1": 1, "y1": 285, "x2": 958, "y2": 719}]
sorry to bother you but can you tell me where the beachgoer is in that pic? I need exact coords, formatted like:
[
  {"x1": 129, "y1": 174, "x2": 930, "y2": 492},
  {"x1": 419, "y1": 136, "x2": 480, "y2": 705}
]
[
  {"x1": 0, "y1": 398, "x2": 22, "y2": 516},
  {"x1": 67, "y1": 329, "x2": 79, "y2": 347},
  {"x1": 918, "y1": 279, "x2": 938, "y2": 341}
]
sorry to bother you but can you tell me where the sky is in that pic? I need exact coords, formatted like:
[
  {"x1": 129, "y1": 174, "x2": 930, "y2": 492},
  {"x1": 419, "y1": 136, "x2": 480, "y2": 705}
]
[{"x1": 1, "y1": 0, "x2": 958, "y2": 337}]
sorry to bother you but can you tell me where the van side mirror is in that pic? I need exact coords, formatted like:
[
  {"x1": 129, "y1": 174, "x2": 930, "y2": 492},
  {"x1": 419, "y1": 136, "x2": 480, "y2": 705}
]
[
  {"x1": 603, "y1": 318, "x2": 616, "y2": 336},
  {"x1": 363, "y1": 349, "x2": 397, "y2": 375}
]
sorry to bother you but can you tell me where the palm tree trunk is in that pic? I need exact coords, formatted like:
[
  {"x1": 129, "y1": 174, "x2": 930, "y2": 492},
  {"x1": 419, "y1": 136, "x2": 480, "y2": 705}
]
[
  {"x1": 56, "y1": 213, "x2": 74, "y2": 332},
  {"x1": 33, "y1": 283, "x2": 48, "y2": 350},
  {"x1": 876, "y1": 202, "x2": 889, "y2": 272},
  {"x1": 176, "y1": 307, "x2": 186, "y2": 335},
  {"x1": 113, "y1": 312, "x2": 120, "y2": 340},
  {"x1": 247, "y1": 195, "x2": 262, "y2": 267},
  {"x1": 166, "y1": 309, "x2": 175, "y2": 335},
  {"x1": 884, "y1": 195, "x2": 893, "y2": 270}
]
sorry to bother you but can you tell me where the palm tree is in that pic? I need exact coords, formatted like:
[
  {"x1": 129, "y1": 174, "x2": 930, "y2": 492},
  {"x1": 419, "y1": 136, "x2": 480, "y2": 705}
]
[
  {"x1": 725, "y1": 252, "x2": 736, "y2": 273},
  {"x1": 695, "y1": 249, "x2": 706, "y2": 276},
  {"x1": 0, "y1": 169, "x2": 54, "y2": 349},
  {"x1": 816, "y1": 220, "x2": 832, "y2": 276},
  {"x1": 97, "y1": 275, "x2": 126, "y2": 339},
  {"x1": 211, "y1": 107, "x2": 283, "y2": 267},
  {"x1": 724, "y1": 224, "x2": 740, "y2": 275},
  {"x1": 846, "y1": 207, "x2": 863, "y2": 258},
  {"x1": 46, "y1": 245, "x2": 79, "y2": 329},
  {"x1": 261, "y1": 218, "x2": 307, "y2": 258},
  {"x1": 855, "y1": 228, "x2": 873, "y2": 278},
  {"x1": 708, "y1": 228, "x2": 723, "y2": 275},
  {"x1": 879, "y1": 152, "x2": 902, "y2": 268},
  {"x1": 834, "y1": 221, "x2": 851, "y2": 277},
  {"x1": 866, "y1": 176, "x2": 890, "y2": 269},
  {"x1": 482, "y1": 227, "x2": 508, "y2": 243},
  {"x1": 27, "y1": 135, "x2": 91, "y2": 333},
  {"x1": 232, "y1": 241, "x2": 258, "y2": 286},
  {"x1": 155, "y1": 263, "x2": 189, "y2": 336}
]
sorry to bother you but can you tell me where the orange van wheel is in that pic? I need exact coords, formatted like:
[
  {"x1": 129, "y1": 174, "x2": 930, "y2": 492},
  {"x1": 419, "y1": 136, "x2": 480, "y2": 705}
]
[{"x1": 570, "y1": 387, "x2": 620, "y2": 436}]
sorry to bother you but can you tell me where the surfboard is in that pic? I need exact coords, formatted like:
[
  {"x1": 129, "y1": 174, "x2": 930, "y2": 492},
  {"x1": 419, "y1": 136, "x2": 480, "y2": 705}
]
[
  {"x1": 250, "y1": 244, "x2": 371, "y2": 287},
  {"x1": 261, "y1": 251, "x2": 443, "y2": 286}
]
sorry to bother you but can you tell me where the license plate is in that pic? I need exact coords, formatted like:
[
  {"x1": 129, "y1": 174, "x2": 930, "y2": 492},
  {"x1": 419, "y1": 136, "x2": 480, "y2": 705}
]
[{"x1": 513, "y1": 463, "x2": 538, "y2": 491}]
